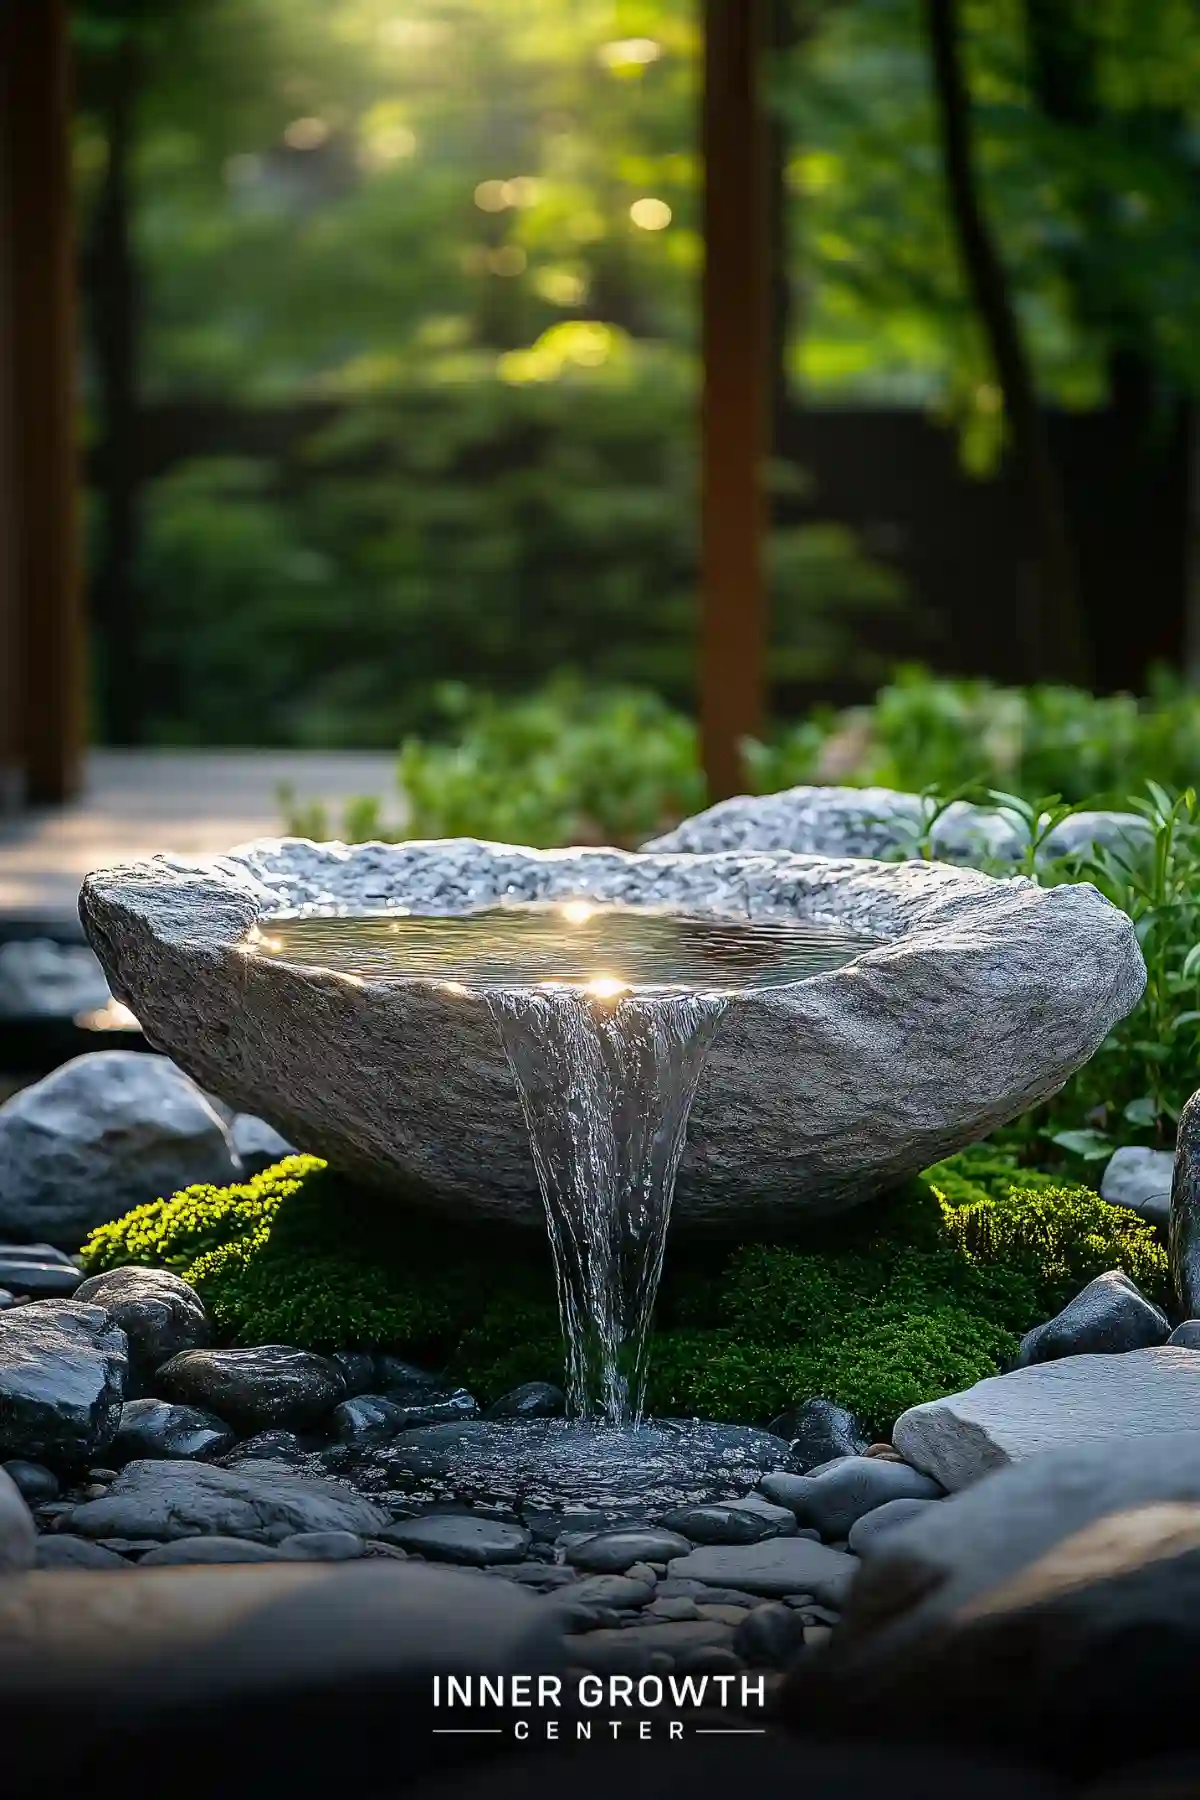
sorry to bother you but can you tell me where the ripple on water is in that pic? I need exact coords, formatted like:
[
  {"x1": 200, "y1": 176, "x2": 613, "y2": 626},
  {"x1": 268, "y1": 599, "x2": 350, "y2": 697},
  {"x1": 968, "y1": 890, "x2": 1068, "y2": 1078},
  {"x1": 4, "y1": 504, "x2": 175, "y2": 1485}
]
[{"x1": 359, "y1": 1418, "x2": 792, "y2": 1514}]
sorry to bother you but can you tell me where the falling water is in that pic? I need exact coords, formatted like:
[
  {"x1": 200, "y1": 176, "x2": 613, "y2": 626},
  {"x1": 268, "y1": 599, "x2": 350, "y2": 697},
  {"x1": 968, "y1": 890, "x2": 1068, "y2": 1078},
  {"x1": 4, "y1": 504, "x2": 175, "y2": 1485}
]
[
  {"x1": 489, "y1": 987, "x2": 725, "y2": 1423},
  {"x1": 251, "y1": 901, "x2": 875, "y2": 1427}
]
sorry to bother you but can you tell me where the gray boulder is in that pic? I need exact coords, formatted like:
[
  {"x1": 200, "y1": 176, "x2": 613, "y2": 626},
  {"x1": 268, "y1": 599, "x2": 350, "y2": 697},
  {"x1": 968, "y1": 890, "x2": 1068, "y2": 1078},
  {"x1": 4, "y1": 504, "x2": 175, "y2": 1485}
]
[
  {"x1": 0, "y1": 1052, "x2": 240, "y2": 1247},
  {"x1": 760, "y1": 1456, "x2": 942, "y2": 1539},
  {"x1": 1169, "y1": 1320, "x2": 1200, "y2": 1348},
  {"x1": 0, "y1": 939, "x2": 110, "y2": 1019},
  {"x1": 380, "y1": 1516, "x2": 531, "y2": 1566},
  {"x1": 893, "y1": 1348, "x2": 1200, "y2": 1490},
  {"x1": 781, "y1": 1430, "x2": 1200, "y2": 1773},
  {"x1": 0, "y1": 1466, "x2": 35, "y2": 1571},
  {"x1": 1100, "y1": 1144, "x2": 1175, "y2": 1227},
  {"x1": 846, "y1": 1496, "x2": 940, "y2": 1556},
  {"x1": 646, "y1": 784, "x2": 1151, "y2": 871},
  {"x1": 157, "y1": 1345, "x2": 346, "y2": 1435},
  {"x1": 35, "y1": 1534, "x2": 129, "y2": 1569},
  {"x1": 58, "y1": 1456, "x2": 387, "y2": 1542},
  {"x1": 1170, "y1": 1088, "x2": 1200, "y2": 1315},
  {"x1": 0, "y1": 1299, "x2": 128, "y2": 1465},
  {"x1": 139, "y1": 1536, "x2": 287, "y2": 1565},
  {"x1": 78, "y1": 839, "x2": 1143, "y2": 1230},
  {"x1": 1015, "y1": 1270, "x2": 1169, "y2": 1366},
  {"x1": 230, "y1": 1113, "x2": 296, "y2": 1172},
  {"x1": 667, "y1": 1537, "x2": 858, "y2": 1605},
  {"x1": 73, "y1": 1266, "x2": 210, "y2": 1384}
]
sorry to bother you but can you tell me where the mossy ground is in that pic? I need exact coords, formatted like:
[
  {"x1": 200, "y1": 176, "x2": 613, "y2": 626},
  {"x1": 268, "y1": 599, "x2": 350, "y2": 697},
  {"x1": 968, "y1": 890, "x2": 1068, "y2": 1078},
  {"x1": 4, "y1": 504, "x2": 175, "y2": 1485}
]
[{"x1": 81, "y1": 1144, "x2": 1168, "y2": 1438}]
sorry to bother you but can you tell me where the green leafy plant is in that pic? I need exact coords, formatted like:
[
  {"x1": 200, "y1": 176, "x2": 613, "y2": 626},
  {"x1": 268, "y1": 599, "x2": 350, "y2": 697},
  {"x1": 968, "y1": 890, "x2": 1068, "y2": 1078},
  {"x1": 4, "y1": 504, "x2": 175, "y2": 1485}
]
[{"x1": 81, "y1": 1151, "x2": 1167, "y2": 1437}]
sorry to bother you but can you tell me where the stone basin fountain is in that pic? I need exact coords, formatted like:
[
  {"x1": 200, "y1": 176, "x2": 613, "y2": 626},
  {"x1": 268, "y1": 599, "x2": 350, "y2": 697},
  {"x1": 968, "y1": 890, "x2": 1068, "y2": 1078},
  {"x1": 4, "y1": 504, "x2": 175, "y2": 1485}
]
[{"x1": 80, "y1": 837, "x2": 1143, "y2": 1458}]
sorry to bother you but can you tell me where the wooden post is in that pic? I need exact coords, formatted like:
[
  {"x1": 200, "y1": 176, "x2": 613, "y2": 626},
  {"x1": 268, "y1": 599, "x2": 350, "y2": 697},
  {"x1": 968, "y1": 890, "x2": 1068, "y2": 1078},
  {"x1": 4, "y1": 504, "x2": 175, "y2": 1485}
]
[
  {"x1": 0, "y1": 0, "x2": 85, "y2": 805},
  {"x1": 700, "y1": 0, "x2": 769, "y2": 802}
]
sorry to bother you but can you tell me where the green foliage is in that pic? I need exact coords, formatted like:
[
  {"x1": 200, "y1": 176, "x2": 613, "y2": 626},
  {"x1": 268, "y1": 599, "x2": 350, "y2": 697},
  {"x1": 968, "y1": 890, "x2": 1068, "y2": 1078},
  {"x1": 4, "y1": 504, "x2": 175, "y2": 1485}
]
[
  {"x1": 80, "y1": 1150, "x2": 1168, "y2": 1439},
  {"x1": 1023, "y1": 785, "x2": 1200, "y2": 1159},
  {"x1": 135, "y1": 362, "x2": 904, "y2": 747},
  {"x1": 753, "y1": 666, "x2": 1200, "y2": 804}
]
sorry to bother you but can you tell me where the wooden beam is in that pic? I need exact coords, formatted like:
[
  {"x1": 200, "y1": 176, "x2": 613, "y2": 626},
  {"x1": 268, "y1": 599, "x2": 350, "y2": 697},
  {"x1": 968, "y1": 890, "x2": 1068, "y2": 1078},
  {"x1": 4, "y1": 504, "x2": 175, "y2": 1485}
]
[
  {"x1": 700, "y1": 0, "x2": 769, "y2": 802},
  {"x1": 0, "y1": 0, "x2": 85, "y2": 805}
]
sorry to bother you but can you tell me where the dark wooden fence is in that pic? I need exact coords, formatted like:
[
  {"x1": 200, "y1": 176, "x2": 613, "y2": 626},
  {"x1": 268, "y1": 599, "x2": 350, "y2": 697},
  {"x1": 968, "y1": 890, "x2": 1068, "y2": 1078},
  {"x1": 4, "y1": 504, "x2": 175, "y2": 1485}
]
[{"x1": 96, "y1": 397, "x2": 1196, "y2": 708}]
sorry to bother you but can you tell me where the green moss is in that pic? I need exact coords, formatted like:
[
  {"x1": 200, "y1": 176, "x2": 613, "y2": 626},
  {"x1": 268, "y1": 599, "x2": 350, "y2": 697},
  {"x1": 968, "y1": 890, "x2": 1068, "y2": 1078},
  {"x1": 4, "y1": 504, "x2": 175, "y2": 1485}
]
[{"x1": 81, "y1": 1149, "x2": 1169, "y2": 1438}]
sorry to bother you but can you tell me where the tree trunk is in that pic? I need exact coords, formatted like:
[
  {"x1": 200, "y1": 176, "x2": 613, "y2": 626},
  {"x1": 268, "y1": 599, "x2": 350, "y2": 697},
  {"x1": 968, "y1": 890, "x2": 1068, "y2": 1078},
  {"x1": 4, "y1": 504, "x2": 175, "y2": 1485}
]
[
  {"x1": 87, "y1": 33, "x2": 144, "y2": 744},
  {"x1": 926, "y1": 0, "x2": 1090, "y2": 684}
]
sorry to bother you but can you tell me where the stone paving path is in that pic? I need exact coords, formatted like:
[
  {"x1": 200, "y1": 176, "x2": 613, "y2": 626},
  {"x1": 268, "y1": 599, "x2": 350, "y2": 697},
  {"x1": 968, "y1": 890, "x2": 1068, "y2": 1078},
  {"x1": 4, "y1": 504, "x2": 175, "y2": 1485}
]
[{"x1": 0, "y1": 750, "x2": 399, "y2": 928}]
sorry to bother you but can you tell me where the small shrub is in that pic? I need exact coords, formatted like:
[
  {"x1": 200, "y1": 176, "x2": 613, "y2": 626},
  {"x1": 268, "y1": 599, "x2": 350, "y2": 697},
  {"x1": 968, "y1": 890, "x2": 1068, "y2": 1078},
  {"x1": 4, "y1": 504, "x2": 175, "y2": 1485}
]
[{"x1": 81, "y1": 1150, "x2": 1167, "y2": 1438}]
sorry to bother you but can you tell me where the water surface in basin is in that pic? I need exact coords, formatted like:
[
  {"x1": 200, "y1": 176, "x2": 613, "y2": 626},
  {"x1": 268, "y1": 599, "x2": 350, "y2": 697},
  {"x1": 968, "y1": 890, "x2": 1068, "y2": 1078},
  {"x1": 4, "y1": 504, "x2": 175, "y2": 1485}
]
[
  {"x1": 245, "y1": 903, "x2": 877, "y2": 1426},
  {"x1": 247, "y1": 901, "x2": 876, "y2": 994}
]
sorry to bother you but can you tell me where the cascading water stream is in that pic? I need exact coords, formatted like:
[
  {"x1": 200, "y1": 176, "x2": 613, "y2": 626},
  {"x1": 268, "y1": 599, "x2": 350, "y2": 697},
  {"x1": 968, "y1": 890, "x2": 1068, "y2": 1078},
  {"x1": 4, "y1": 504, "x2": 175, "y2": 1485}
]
[
  {"x1": 489, "y1": 988, "x2": 725, "y2": 1424},
  {"x1": 250, "y1": 900, "x2": 875, "y2": 1441}
]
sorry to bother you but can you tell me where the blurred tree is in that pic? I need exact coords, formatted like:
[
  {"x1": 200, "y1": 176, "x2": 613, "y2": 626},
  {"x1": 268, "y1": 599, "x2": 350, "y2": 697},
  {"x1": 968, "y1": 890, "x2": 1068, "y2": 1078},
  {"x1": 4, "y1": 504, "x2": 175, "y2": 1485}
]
[{"x1": 925, "y1": 0, "x2": 1087, "y2": 682}]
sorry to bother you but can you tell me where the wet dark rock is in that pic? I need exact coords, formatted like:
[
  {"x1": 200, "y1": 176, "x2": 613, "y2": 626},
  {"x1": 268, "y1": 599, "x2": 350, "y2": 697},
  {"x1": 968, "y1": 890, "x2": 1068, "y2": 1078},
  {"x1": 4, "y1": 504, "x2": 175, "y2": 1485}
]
[
  {"x1": 35, "y1": 1533, "x2": 130, "y2": 1569},
  {"x1": 847, "y1": 1496, "x2": 941, "y2": 1556},
  {"x1": 58, "y1": 1455, "x2": 388, "y2": 1543},
  {"x1": 111, "y1": 1397, "x2": 236, "y2": 1465},
  {"x1": 483, "y1": 1381, "x2": 566, "y2": 1421},
  {"x1": 0, "y1": 1299, "x2": 127, "y2": 1465},
  {"x1": 393, "y1": 1389, "x2": 478, "y2": 1428},
  {"x1": 3, "y1": 1458, "x2": 59, "y2": 1505},
  {"x1": 1016, "y1": 1270, "x2": 1170, "y2": 1366},
  {"x1": 278, "y1": 1530, "x2": 366, "y2": 1562},
  {"x1": 157, "y1": 1345, "x2": 346, "y2": 1435},
  {"x1": 733, "y1": 1599, "x2": 808, "y2": 1666},
  {"x1": 330, "y1": 1352, "x2": 376, "y2": 1397},
  {"x1": 568, "y1": 1573, "x2": 654, "y2": 1608},
  {"x1": 567, "y1": 1528, "x2": 693, "y2": 1573},
  {"x1": 658, "y1": 1504, "x2": 785, "y2": 1545},
  {"x1": 73, "y1": 1266, "x2": 209, "y2": 1386},
  {"x1": 381, "y1": 1515, "x2": 531, "y2": 1566},
  {"x1": 1168, "y1": 1320, "x2": 1200, "y2": 1348},
  {"x1": 667, "y1": 1538, "x2": 858, "y2": 1606},
  {"x1": 139, "y1": 1535, "x2": 287, "y2": 1565},
  {"x1": 0, "y1": 1246, "x2": 81, "y2": 1299},
  {"x1": 771, "y1": 1398, "x2": 870, "y2": 1470},
  {"x1": 331, "y1": 1394, "x2": 408, "y2": 1449},
  {"x1": 222, "y1": 1430, "x2": 311, "y2": 1466},
  {"x1": 371, "y1": 1358, "x2": 447, "y2": 1404},
  {"x1": 761, "y1": 1457, "x2": 943, "y2": 1539},
  {"x1": 1170, "y1": 1089, "x2": 1200, "y2": 1316}
]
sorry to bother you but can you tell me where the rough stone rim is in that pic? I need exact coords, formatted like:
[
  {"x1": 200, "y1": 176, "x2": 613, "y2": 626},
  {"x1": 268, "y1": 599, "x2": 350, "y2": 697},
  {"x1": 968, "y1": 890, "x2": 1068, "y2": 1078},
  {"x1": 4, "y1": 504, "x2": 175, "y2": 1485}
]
[{"x1": 78, "y1": 836, "x2": 1146, "y2": 1230}]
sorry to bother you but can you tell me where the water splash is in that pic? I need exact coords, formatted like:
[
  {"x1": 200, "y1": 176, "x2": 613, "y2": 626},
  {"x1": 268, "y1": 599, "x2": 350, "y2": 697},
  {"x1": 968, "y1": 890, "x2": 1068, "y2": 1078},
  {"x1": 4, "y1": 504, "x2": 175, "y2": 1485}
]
[{"x1": 489, "y1": 988, "x2": 725, "y2": 1424}]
